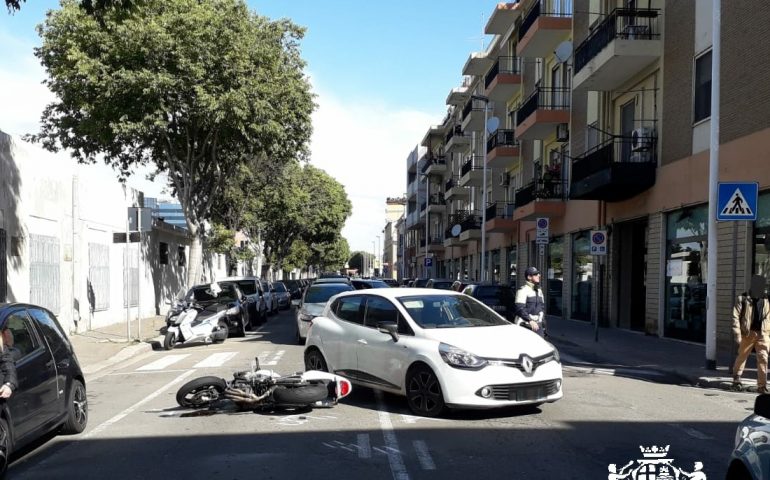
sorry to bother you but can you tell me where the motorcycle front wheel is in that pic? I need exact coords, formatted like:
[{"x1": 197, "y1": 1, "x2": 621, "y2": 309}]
[
  {"x1": 163, "y1": 331, "x2": 178, "y2": 350},
  {"x1": 272, "y1": 384, "x2": 328, "y2": 406},
  {"x1": 176, "y1": 376, "x2": 227, "y2": 408}
]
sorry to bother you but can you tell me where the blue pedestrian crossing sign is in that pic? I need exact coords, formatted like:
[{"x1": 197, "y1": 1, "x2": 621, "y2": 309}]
[{"x1": 717, "y1": 182, "x2": 758, "y2": 221}]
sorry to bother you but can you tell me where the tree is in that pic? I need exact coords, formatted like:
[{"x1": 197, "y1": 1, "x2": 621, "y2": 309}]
[
  {"x1": 309, "y1": 236, "x2": 350, "y2": 272},
  {"x1": 7, "y1": 0, "x2": 133, "y2": 13},
  {"x1": 30, "y1": 0, "x2": 314, "y2": 288},
  {"x1": 348, "y1": 251, "x2": 374, "y2": 276}
]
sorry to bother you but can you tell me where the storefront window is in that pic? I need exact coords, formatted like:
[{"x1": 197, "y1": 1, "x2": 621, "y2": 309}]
[
  {"x1": 754, "y1": 193, "x2": 770, "y2": 294},
  {"x1": 548, "y1": 236, "x2": 564, "y2": 316},
  {"x1": 508, "y1": 244, "x2": 518, "y2": 287},
  {"x1": 572, "y1": 232, "x2": 593, "y2": 321},
  {"x1": 665, "y1": 205, "x2": 708, "y2": 343},
  {"x1": 491, "y1": 249, "x2": 501, "y2": 283}
]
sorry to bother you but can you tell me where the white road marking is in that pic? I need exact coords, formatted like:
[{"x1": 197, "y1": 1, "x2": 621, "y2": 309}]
[
  {"x1": 375, "y1": 390, "x2": 410, "y2": 480},
  {"x1": 357, "y1": 433, "x2": 371, "y2": 459},
  {"x1": 413, "y1": 440, "x2": 436, "y2": 470},
  {"x1": 136, "y1": 354, "x2": 190, "y2": 371},
  {"x1": 263, "y1": 349, "x2": 285, "y2": 366},
  {"x1": 333, "y1": 440, "x2": 355, "y2": 452},
  {"x1": 105, "y1": 369, "x2": 190, "y2": 376},
  {"x1": 400, "y1": 414, "x2": 444, "y2": 424},
  {"x1": 672, "y1": 424, "x2": 713, "y2": 440},
  {"x1": 193, "y1": 352, "x2": 238, "y2": 368},
  {"x1": 84, "y1": 369, "x2": 196, "y2": 439}
]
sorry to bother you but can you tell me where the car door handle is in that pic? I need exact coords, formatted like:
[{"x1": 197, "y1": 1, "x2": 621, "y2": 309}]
[{"x1": 357, "y1": 339, "x2": 367, "y2": 345}]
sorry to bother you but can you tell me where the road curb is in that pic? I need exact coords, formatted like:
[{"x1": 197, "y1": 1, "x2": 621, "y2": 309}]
[{"x1": 82, "y1": 336, "x2": 164, "y2": 376}]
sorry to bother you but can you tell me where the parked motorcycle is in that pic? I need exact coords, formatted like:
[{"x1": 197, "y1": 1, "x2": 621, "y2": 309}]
[
  {"x1": 164, "y1": 285, "x2": 236, "y2": 350},
  {"x1": 176, "y1": 359, "x2": 353, "y2": 411}
]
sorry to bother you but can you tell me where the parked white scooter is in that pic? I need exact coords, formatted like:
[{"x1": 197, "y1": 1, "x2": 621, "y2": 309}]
[{"x1": 164, "y1": 284, "x2": 235, "y2": 350}]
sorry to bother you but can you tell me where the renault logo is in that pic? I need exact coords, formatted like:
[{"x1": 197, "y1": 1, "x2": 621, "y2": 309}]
[{"x1": 521, "y1": 355, "x2": 534, "y2": 374}]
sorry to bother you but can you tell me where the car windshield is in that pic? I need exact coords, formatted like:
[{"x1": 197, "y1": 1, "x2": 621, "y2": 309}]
[
  {"x1": 236, "y1": 281, "x2": 257, "y2": 295},
  {"x1": 190, "y1": 284, "x2": 238, "y2": 303},
  {"x1": 273, "y1": 283, "x2": 287, "y2": 293},
  {"x1": 397, "y1": 295, "x2": 510, "y2": 328},
  {"x1": 305, "y1": 285, "x2": 353, "y2": 304}
]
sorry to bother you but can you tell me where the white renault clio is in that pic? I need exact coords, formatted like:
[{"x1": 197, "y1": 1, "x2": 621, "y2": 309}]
[{"x1": 304, "y1": 288, "x2": 563, "y2": 417}]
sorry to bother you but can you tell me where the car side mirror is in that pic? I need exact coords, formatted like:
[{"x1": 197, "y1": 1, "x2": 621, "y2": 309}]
[
  {"x1": 755, "y1": 394, "x2": 770, "y2": 418},
  {"x1": 377, "y1": 322, "x2": 399, "y2": 342}
]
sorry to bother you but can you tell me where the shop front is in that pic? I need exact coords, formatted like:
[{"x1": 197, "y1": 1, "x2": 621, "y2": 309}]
[
  {"x1": 572, "y1": 231, "x2": 593, "y2": 321},
  {"x1": 548, "y1": 236, "x2": 564, "y2": 316}
]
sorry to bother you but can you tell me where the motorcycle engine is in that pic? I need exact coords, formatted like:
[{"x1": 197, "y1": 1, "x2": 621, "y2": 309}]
[{"x1": 232, "y1": 371, "x2": 272, "y2": 397}]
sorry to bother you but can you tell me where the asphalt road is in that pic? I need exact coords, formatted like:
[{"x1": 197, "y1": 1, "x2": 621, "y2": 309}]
[{"x1": 8, "y1": 308, "x2": 754, "y2": 479}]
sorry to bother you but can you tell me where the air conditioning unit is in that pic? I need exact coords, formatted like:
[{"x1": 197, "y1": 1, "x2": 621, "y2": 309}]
[
  {"x1": 631, "y1": 127, "x2": 655, "y2": 152},
  {"x1": 623, "y1": 24, "x2": 651, "y2": 40},
  {"x1": 556, "y1": 123, "x2": 569, "y2": 142},
  {"x1": 499, "y1": 173, "x2": 509, "y2": 187}
]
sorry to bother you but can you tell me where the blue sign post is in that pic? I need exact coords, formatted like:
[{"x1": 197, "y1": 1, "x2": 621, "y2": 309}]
[{"x1": 717, "y1": 182, "x2": 758, "y2": 221}]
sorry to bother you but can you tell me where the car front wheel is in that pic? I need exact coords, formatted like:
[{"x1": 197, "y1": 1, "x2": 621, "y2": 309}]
[
  {"x1": 304, "y1": 349, "x2": 328, "y2": 372},
  {"x1": 406, "y1": 365, "x2": 445, "y2": 417},
  {"x1": 61, "y1": 379, "x2": 88, "y2": 434}
]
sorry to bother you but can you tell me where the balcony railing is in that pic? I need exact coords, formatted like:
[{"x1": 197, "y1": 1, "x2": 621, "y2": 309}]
[
  {"x1": 484, "y1": 56, "x2": 521, "y2": 90},
  {"x1": 518, "y1": 0, "x2": 572, "y2": 42},
  {"x1": 485, "y1": 202, "x2": 516, "y2": 220},
  {"x1": 487, "y1": 129, "x2": 519, "y2": 152},
  {"x1": 571, "y1": 133, "x2": 658, "y2": 184},
  {"x1": 461, "y1": 156, "x2": 483, "y2": 177},
  {"x1": 516, "y1": 87, "x2": 571, "y2": 126},
  {"x1": 428, "y1": 193, "x2": 445, "y2": 205},
  {"x1": 515, "y1": 179, "x2": 565, "y2": 206},
  {"x1": 420, "y1": 236, "x2": 444, "y2": 248},
  {"x1": 462, "y1": 98, "x2": 486, "y2": 121},
  {"x1": 445, "y1": 124, "x2": 463, "y2": 144},
  {"x1": 420, "y1": 154, "x2": 447, "y2": 174},
  {"x1": 446, "y1": 176, "x2": 461, "y2": 192},
  {"x1": 574, "y1": 8, "x2": 661, "y2": 74}
]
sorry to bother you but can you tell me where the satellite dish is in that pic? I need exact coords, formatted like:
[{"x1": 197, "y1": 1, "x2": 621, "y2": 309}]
[
  {"x1": 486, "y1": 116, "x2": 500, "y2": 134},
  {"x1": 451, "y1": 224, "x2": 462, "y2": 237},
  {"x1": 554, "y1": 40, "x2": 573, "y2": 64}
]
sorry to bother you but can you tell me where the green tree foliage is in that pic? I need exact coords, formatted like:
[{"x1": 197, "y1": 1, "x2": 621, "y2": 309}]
[
  {"x1": 205, "y1": 223, "x2": 255, "y2": 275},
  {"x1": 29, "y1": 0, "x2": 314, "y2": 287},
  {"x1": 348, "y1": 251, "x2": 374, "y2": 275},
  {"x1": 309, "y1": 236, "x2": 350, "y2": 272},
  {"x1": 6, "y1": 0, "x2": 133, "y2": 12}
]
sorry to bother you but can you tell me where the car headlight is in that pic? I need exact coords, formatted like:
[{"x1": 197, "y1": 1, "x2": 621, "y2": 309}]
[
  {"x1": 439, "y1": 343, "x2": 487, "y2": 370},
  {"x1": 735, "y1": 426, "x2": 748, "y2": 448},
  {"x1": 299, "y1": 313, "x2": 315, "y2": 322}
]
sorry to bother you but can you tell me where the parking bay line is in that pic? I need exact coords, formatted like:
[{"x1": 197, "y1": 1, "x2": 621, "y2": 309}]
[
  {"x1": 136, "y1": 354, "x2": 190, "y2": 371},
  {"x1": 412, "y1": 440, "x2": 436, "y2": 470},
  {"x1": 192, "y1": 352, "x2": 238, "y2": 368},
  {"x1": 375, "y1": 390, "x2": 410, "y2": 480}
]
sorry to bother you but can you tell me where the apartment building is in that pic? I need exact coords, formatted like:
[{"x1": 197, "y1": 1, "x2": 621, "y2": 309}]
[
  {"x1": 382, "y1": 197, "x2": 406, "y2": 280},
  {"x1": 402, "y1": 0, "x2": 770, "y2": 358}
]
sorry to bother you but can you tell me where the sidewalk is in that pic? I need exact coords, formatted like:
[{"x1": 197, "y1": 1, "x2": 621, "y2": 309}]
[
  {"x1": 68, "y1": 315, "x2": 167, "y2": 375},
  {"x1": 547, "y1": 317, "x2": 759, "y2": 393}
]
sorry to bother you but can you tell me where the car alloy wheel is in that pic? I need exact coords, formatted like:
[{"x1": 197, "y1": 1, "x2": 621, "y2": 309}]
[
  {"x1": 0, "y1": 418, "x2": 9, "y2": 476},
  {"x1": 406, "y1": 365, "x2": 445, "y2": 417},
  {"x1": 304, "y1": 350, "x2": 328, "y2": 372}
]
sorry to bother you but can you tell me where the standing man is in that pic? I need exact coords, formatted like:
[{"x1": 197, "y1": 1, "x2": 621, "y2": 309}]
[
  {"x1": 514, "y1": 266, "x2": 546, "y2": 337},
  {"x1": 732, "y1": 275, "x2": 770, "y2": 393}
]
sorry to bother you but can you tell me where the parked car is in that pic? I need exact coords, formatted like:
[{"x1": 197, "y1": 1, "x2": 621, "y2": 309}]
[
  {"x1": 351, "y1": 279, "x2": 391, "y2": 289},
  {"x1": 304, "y1": 289, "x2": 563, "y2": 417},
  {"x1": 0, "y1": 303, "x2": 88, "y2": 477},
  {"x1": 313, "y1": 277, "x2": 352, "y2": 286},
  {"x1": 451, "y1": 280, "x2": 470, "y2": 292},
  {"x1": 462, "y1": 283, "x2": 518, "y2": 323},
  {"x1": 382, "y1": 279, "x2": 399, "y2": 287},
  {"x1": 272, "y1": 282, "x2": 292, "y2": 310},
  {"x1": 219, "y1": 276, "x2": 267, "y2": 327},
  {"x1": 729, "y1": 393, "x2": 770, "y2": 479},
  {"x1": 412, "y1": 278, "x2": 430, "y2": 288},
  {"x1": 259, "y1": 279, "x2": 278, "y2": 315},
  {"x1": 295, "y1": 283, "x2": 354, "y2": 344},
  {"x1": 425, "y1": 278, "x2": 454, "y2": 290},
  {"x1": 284, "y1": 279, "x2": 304, "y2": 301},
  {"x1": 178, "y1": 282, "x2": 250, "y2": 336}
]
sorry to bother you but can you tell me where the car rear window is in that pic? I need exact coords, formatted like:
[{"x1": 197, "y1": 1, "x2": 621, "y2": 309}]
[
  {"x1": 273, "y1": 283, "x2": 287, "y2": 293},
  {"x1": 474, "y1": 286, "x2": 515, "y2": 303},
  {"x1": 305, "y1": 285, "x2": 353, "y2": 304}
]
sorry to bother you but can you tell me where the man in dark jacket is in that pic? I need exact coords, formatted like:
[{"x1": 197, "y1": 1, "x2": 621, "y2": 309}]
[{"x1": 514, "y1": 266, "x2": 546, "y2": 337}]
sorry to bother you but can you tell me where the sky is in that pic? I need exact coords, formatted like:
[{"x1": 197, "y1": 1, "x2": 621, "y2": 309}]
[{"x1": 0, "y1": 0, "x2": 501, "y2": 253}]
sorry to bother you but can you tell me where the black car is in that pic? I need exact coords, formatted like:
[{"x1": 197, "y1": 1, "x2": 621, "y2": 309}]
[
  {"x1": 0, "y1": 303, "x2": 88, "y2": 477},
  {"x1": 462, "y1": 283, "x2": 518, "y2": 322},
  {"x1": 351, "y1": 279, "x2": 390, "y2": 290},
  {"x1": 178, "y1": 282, "x2": 251, "y2": 337},
  {"x1": 219, "y1": 276, "x2": 267, "y2": 327}
]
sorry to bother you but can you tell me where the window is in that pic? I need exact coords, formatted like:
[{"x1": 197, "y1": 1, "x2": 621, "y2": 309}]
[
  {"x1": 159, "y1": 242, "x2": 169, "y2": 265},
  {"x1": 694, "y1": 50, "x2": 712, "y2": 123},
  {"x1": 177, "y1": 245, "x2": 186, "y2": 267},
  {"x1": 3, "y1": 311, "x2": 41, "y2": 361},
  {"x1": 29, "y1": 234, "x2": 61, "y2": 314},
  {"x1": 363, "y1": 297, "x2": 399, "y2": 328},
  {"x1": 88, "y1": 243, "x2": 110, "y2": 311},
  {"x1": 572, "y1": 231, "x2": 593, "y2": 321},
  {"x1": 28, "y1": 308, "x2": 71, "y2": 357},
  {"x1": 335, "y1": 296, "x2": 364, "y2": 325}
]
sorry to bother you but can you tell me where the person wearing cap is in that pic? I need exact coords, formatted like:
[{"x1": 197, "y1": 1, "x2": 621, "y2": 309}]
[{"x1": 514, "y1": 266, "x2": 546, "y2": 337}]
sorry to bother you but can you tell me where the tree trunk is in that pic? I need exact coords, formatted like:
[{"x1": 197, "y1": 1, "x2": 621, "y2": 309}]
[{"x1": 187, "y1": 230, "x2": 204, "y2": 289}]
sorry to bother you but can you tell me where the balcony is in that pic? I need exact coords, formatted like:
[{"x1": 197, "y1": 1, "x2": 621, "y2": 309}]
[
  {"x1": 462, "y1": 52, "x2": 494, "y2": 77},
  {"x1": 515, "y1": 87, "x2": 570, "y2": 140},
  {"x1": 485, "y1": 2, "x2": 523, "y2": 35},
  {"x1": 485, "y1": 202, "x2": 517, "y2": 233},
  {"x1": 459, "y1": 156, "x2": 484, "y2": 188},
  {"x1": 421, "y1": 155, "x2": 447, "y2": 177},
  {"x1": 445, "y1": 176, "x2": 469, "y2": 200},
  {"x1": 446, "y1": 86, "x2": 470, "y2": 106},
  {"x1": 419, "y1": 235, "x2": 445, "y2": 253},
  {"x1": 443, "y1": 224, "x2": 462, "y2": 247},
  {"x1": 461, "y1": 97, "x2": 487, "y2": 133},
  {"x1": 459, "y1": 212, "x2": 482, "y2": 242},
  {"x1": 445, "y1": 125, "x2": 471, "y2": 154},
  {"x1": 420, "y1": 193, "x2": 446, "y2": 217},
  {"x1": 573, "y1": 9, "x2": 662, "y2": 91},
  {"x1": 513, "y1": 178, "x2": 566, "y2": 221},
  {"x1": 484, "y1": 56, "x2": 522, "y2": 102},
  {"x1": 486, "y1": 129, "x2": 520, "y2": 168},
  {"x1": 517, "y1": 0, "x2": 572, "y2": 58},
  {"x1": 421, "y1": 124, "x2": 447, "y2": 149},
  {"x1": 570, "y1": 133, "x2": 657, "y2": 201}
]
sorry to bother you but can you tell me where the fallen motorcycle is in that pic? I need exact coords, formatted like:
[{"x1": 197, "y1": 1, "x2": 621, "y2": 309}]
[{"x1": 176, "y1": 359, "x2": 352, "y2": 411}]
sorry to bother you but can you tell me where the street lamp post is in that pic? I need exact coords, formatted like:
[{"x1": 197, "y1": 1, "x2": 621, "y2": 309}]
[
  {"x1": 472, "y1": 94, "x2": 491, "y2": 282},
  {"x1": 372, "y1": 240, "x2": 376, "y2": 277},
  {"x1": 376, "y1": 235, "x2": 381, "y2": 277}
]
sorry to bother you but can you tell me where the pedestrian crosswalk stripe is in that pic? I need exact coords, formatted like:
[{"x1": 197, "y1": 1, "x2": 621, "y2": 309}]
[
  {"x1": 136, "y1": 354, "x2": 190, "y2": 371},
  {"x1": 192, "y1": 352, "x2": 238, "y2": 368}
]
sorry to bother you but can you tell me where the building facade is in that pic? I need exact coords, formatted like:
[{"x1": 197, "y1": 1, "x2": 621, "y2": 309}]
[
  {"x1": 401, "y1": 0, "x2": 770, "y2": 359},
  {"x1": 383, "y1": 197, "x2": 406, "y2": 280}
]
